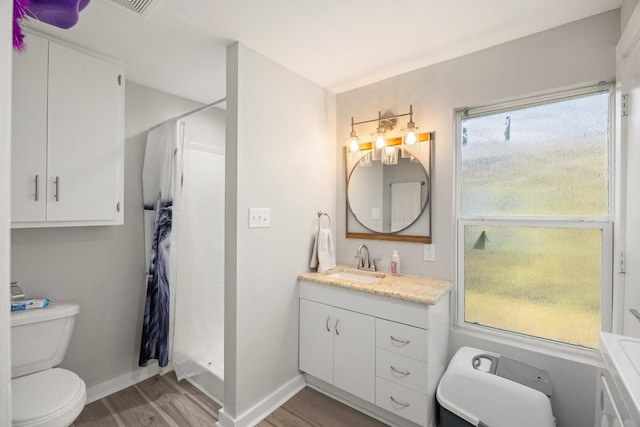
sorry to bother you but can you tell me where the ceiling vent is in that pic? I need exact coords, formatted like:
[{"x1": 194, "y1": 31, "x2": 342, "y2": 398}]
[{"x1": 109, "y1": 0, "x2": 159, "y2": 16}]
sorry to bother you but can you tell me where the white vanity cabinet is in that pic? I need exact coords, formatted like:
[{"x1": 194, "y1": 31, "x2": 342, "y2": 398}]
[
  {"x1": 299, "y1": 279, "x2": 450, "y2": 427},
  {"x1": 299, "y1": 299, "x2": 376, "y2": 403},
  {"x1": 11, "y1": 33, "x2": 124, "y2": 227}
]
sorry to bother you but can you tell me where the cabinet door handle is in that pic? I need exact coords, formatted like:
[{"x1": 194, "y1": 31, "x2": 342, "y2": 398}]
[
  {"x1": 325, "y1": 315, "x2": 331, "y2": 332},
  {"x1": 390, "y1": 365, "x2": 410, "y2": 376},
  {"x1": 34, "y1": 175, "x2": 39, "y2": 201},
  {"x1": 54, "y1": 176, "x2": 60, "y2": 201},
  {"x1": 391, "y1": 336, "x2": 411, "y2": 345},
  {"x1": 390, "y1": 396, "x2": 410, "y2": 407},
  {"x1": 335, "y1": 319, "x2": 340, "y2": 336}
]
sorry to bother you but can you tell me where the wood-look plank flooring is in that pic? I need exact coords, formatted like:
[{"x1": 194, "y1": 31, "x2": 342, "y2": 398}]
[{"x1": 73, "y1": 372, "x2": 388, "y2": 426}]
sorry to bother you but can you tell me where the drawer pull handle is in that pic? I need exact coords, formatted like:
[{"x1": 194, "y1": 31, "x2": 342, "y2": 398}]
[
  {"x1": 335, "y1": 319, "x2": 341, "y2": 336},
  {"x1": 54, "y1": 176, "x2": 60, "y2": 201},
  {"x1": 325, "y1": 316, "x2": 331, "y2": 332},
  {"x1": 390, "y1": 396, "x2": 410, "y2": 407},
  {"x1": 391, "y1": 336, "x2": 411, "y2": 345},
  {"x1": 390, "y1": 365, "x2": 410, "y2": 376},
  {"x1": 35, "y1": 175, "x2": 39, "y2": 201}
]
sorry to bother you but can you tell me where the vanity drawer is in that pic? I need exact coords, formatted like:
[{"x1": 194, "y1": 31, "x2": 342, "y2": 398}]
[
  {"x1": 376, "y1": 318, "x2": 428, "y2": 361},
  {"x1": 376, "y1": 377, "x2": 428, "y2": 426},
  {"x1": 376, "y1": 348, "x2": 428, "y2": 394}
]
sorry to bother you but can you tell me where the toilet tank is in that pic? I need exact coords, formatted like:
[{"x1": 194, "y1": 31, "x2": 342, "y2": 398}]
[{"x1": 11, "y1": 302, "x2": 80, "y2": 378}]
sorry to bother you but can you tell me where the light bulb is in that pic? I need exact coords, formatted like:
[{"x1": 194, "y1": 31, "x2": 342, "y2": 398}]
[
  {"x1": 405, "y1": 130, "x2": 417, "y2": 145},
  {"x1": 375, "y1": 133, "x2": 386, "y2": 149},
  {"x1": 349, "y1": 137, "x2": 359, "y2": 153}
]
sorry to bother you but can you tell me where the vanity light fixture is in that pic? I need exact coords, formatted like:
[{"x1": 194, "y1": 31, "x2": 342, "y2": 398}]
[{"x1": 347, "y1": 105, "x2": 420, "y2": 163}]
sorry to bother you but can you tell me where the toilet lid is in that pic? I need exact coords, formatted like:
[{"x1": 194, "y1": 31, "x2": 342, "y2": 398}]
[{"x1": 12, "y1": 368, "x2": 86, "y2": 425}]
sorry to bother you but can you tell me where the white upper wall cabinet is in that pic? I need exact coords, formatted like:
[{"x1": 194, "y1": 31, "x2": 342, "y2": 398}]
[
  {"x1": 11, "y1": 33, "x2": 124, "y2": 227},
  {"x1": 11, "y1": 35, "x2": 48, "y2": 223}
]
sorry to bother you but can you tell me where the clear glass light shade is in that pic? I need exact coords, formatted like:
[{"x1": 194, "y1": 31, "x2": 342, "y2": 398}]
[
  {"x1": 348, "y1": 134, "x2": 359, "y2": 153},
  {"x1": 371, "y1": 130, "x2": 386, "y2": 161},
  {"x1": 358, "y1": 152, "x2": 373, "y2": 167},
  {"x1": 401, "y1": 124, "x2": 420, "y2": 158},
  {"x1": 404, "y1": 126, "x2": 419, "y2": 145},
  {"x1": 381, "y1": 146, "x2": 398, "y2": 165}
]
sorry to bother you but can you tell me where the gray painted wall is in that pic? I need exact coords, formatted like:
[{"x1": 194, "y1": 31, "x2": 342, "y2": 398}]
[
  {"x1": 225, "y1": 43, "x2": 336, "y2": 419},
  {"x1": 10, "y1": 81, "x2": 220, "y2": 389},
  {"x1": 336, "y1": 11, "x2": 619, "y2": 427},
  {"x1": 622, "y1": 0, "x2": 640, "y2": 32}
]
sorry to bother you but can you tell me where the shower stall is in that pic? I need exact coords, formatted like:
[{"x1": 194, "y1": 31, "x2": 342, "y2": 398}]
[
  {"x1": 174, "y1": 129, "x2": 225, "y2": 402},
  {"x1": 141, "y1": 99, "x2": 226, "y2": 404}
]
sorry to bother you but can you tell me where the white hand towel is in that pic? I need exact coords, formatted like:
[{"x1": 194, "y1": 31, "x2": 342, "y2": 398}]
[
  {"x1": 309, "y1": 231, "x2": 319, "y2": 269},
  {"x1": 317, "y1": 228, "x2": 336, "y2": 273}
]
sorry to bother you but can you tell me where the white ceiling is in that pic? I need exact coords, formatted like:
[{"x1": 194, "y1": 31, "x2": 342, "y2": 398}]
[{"x1": 26, "y1": 0, "x2": 621, "y2": 104}]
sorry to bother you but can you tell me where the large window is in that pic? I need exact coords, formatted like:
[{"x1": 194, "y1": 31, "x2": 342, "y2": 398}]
[{"x1": 457, "y1": 87, "x2": 612, "y2": 348}]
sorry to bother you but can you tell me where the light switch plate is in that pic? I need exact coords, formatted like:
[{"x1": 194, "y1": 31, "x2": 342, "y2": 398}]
[
  {"x1": 424, "y1": 244, "x2": 435, "y2": 261},
  {"x1": 249, "y1": 208, "x2": 271, "y2": 228}
]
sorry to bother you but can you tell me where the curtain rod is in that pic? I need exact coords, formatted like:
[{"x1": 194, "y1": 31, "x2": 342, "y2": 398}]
[{"x1": 148, "y1": 97, "x2": 226, "y2": 132}]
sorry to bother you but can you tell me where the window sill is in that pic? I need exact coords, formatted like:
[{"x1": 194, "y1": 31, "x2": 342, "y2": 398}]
[{"x1": 451, "y1": 322, "x2": 604, "y2": 368}]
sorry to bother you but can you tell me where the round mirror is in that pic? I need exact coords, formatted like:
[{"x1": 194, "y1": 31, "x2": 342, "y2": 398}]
[{"x1": 347, "y1": 153, "x2": 430, "y2": 233}]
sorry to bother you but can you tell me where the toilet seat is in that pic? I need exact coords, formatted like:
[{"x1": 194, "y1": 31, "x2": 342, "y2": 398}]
[{"x1": 12, "y1": 368, "x2": 86, "y2": 427}]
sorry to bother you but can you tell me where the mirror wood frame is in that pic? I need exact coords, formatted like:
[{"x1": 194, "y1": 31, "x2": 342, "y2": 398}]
[{"x1": 345, "y1": 132, "x2": 433, "y2": 243}]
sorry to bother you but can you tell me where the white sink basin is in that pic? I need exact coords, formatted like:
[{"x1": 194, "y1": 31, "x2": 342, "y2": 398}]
[{"x1": 326, "y1": 271, "x2": 381, "y2": 284}]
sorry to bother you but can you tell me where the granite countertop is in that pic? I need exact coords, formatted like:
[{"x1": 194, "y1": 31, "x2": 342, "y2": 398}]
[{"x1": 298, "y1": 266, "x2": 452, "y2": 305}]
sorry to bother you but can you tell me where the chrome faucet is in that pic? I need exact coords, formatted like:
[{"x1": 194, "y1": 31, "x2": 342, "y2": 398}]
[{"x1": 356, "y1": 244, "x2": 375, "y2": 271}]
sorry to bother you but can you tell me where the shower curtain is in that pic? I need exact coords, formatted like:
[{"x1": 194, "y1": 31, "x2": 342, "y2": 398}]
[{"x1": 139, "y1": 120, "x2": 183, "y2": 368}]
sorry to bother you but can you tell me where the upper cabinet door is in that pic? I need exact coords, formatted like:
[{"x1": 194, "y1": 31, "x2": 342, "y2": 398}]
[
  {"x1": 46, "y1": 42, "x2": 122, "y2": 222},
  {"x1": 11, "y1": 34, "x2": 48, "y2": 222}
]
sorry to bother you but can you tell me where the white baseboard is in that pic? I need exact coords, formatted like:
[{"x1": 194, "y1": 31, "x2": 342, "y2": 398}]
[
  {"x1": 85, "y1": 362, "x2": 172, "y2": 404},
  {"x1": 216, "y1": 374, "x2": 305, "y2": 427}
]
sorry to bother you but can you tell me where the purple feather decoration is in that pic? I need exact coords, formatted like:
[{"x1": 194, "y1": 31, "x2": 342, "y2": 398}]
[
  {"x1": 26, "y1": 0, "x2": 91, "y2": 30},
  {"x1": 13, "y1": 0, "x2": 30, "y2": 51}
]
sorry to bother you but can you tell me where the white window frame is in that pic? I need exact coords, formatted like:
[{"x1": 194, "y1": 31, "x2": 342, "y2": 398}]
[{"x1": 455, "y1": 84, "x2": 614, "y2": 353}]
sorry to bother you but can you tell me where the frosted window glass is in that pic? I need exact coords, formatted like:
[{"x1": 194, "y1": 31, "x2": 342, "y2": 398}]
[
  {"x1": 461, "y1": 93, "x2": 609, "y2": 216},
  {"x1": 464, "y1": 226, "x2": 601, "y2": 348}
]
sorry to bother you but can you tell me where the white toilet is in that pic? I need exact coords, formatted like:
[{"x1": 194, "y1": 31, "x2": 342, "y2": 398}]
[{"x1": 11, "y1": 302, "x2": 87, "y2": 427}]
